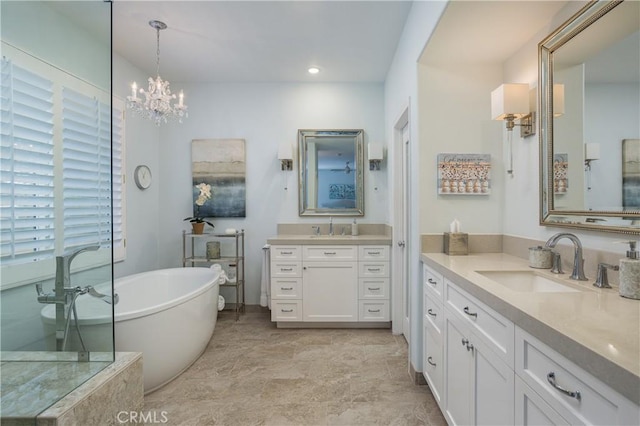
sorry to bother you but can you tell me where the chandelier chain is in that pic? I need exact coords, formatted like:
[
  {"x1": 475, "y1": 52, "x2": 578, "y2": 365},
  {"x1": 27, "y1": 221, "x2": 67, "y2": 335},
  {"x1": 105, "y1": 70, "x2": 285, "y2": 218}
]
[{"x1": 156, "y1": 27, "x2": 161, "y2": 77}]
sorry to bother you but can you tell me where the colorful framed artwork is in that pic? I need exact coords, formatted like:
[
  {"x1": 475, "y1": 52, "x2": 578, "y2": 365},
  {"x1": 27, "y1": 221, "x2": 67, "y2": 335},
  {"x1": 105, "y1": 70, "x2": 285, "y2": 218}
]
[
  {"x1": 437, "y1": 153, "x2": 491, "y2": 195},
  {"x1": 191, "y1": 139, "x2": 246, "y2": 218}
]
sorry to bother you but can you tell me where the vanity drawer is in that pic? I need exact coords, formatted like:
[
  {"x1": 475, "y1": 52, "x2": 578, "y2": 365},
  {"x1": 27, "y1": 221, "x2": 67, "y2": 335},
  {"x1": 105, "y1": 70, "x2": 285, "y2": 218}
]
[
  {"x1": 271, "y1": 300, "x2": 302, "y2": 322},
  {"x1": 359, "y1": 261, "x2": 389, "y2": 277},
  {"x1": 358, "y1": 300, "x2": 389, "y2": 321},
  {"x1": 423, "y1": 264, "x2": 444, "y2": 302},
  {"x1": 271, "y1": 262, "x2": 301, "y2": 277},
  {"x1": 515, "y1": 328, "x2": 639, "y2": 426},
  {"x1": 423, "y1": 290, "x2": 443, "y2": 335},
  {"x1": 445, "y1": 279, "x2": 514, "y2": 367},
  {"x1": 358, "y1": 246, "x2": 389, "y2": 261},
  {"x1": 271, "y1": 245, "x2": 302, "y2": 261},
  {"x1": 271, "y1": 277, "x2": 302, "y2": 299},
  {"x1": 303, "y1": 245, "x2": 356, "y2": 261},
  {"x1": 358, "y1": 277, "x2": 389, "y2": 299}
]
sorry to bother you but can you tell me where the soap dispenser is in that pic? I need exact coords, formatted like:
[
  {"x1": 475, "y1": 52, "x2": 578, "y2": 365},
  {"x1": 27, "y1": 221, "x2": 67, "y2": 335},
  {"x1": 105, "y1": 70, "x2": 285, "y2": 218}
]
[
  {"x1": 619, "y1": 241, "x2": 640, "y2": 300},
  {"x1": 351, "y1": 219, "x2": 359, "y2": 236}
]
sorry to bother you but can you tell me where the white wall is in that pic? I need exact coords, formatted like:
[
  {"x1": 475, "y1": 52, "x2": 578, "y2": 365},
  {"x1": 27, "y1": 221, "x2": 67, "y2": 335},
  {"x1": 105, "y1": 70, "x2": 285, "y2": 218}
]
[
  {"x1": 418, "y1": 62, "x2": 505, "y2": 234},
  {"x1": 112, "y1": 54, "x2": 162, "y2": 279},
  {"x1": 154, "y1": 82, "x2": 386, "y2": 305},
  {"x1": 384, "y1": 0, "x2": 448, "y2": 373}
]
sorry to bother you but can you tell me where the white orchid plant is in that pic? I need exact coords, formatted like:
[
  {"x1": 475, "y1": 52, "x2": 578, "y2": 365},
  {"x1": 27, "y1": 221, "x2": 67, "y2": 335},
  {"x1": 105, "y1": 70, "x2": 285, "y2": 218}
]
[{"x1": 184, "y1": 183, "x2": 215, "y2": 228}]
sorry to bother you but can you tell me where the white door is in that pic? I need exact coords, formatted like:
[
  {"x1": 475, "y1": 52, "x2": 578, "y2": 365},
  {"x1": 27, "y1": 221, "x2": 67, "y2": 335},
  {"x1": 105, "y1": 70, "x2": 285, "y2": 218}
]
[
  {"x1": 401, "y1": 124, "x2": 410, "y2": 338},
  {"x1": 392, "y1": 106, "x2": 410, "y2": 339}
]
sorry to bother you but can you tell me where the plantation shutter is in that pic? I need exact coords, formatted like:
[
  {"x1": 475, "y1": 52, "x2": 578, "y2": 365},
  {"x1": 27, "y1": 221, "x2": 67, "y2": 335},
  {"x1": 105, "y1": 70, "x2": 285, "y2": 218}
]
[
  {"x1": 61, "y1": 87, "x2": 112, "y2": 250},
  {"x1": 0, "y1": 58, "x2": 56, "y2": 264},
  {"x1": 111, "y1": 101, "x2": 124, "y2": 257}
]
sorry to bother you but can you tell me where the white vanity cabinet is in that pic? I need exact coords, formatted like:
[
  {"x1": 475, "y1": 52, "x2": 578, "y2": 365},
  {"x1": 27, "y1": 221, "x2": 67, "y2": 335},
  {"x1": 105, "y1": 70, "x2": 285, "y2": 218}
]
[
  {"x1": 271, "y1": 244, "x2": 390, "y2": 324},
  {"x1": 515, "y1": 327, "x2": 640, "y2": 426},
  {"x1": 421, "y1": 262, "x2": 515, "y2": 426},
  {"x1": 422, "y1": 264, "x2": 444, "y2": 406},
  {"x1": 270, "y1": 245, "x2": 303, "y2": 321}
]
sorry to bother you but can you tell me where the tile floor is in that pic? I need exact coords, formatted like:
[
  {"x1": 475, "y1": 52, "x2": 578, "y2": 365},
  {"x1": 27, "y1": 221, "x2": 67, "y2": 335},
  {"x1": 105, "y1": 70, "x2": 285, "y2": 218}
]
[{"x1": 144, "y1": 311, "x2": 446, "y2": 425}]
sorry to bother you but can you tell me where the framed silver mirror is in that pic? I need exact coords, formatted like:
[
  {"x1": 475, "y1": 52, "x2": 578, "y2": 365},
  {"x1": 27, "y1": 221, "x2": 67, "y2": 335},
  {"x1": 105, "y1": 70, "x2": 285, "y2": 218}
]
[
  {"x1": 298, "y1": 129, "x2": 364, "y2": 216},
  {"x1": 540, "y1": 0, "x2": 640, "y2": 234}
]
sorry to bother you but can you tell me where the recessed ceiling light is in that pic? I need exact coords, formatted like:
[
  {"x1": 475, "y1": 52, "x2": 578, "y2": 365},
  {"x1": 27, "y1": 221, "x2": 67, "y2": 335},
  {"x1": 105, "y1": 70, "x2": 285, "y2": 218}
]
[{"x1": 308, "y1": 67, "x2": 320, "y2": 75}]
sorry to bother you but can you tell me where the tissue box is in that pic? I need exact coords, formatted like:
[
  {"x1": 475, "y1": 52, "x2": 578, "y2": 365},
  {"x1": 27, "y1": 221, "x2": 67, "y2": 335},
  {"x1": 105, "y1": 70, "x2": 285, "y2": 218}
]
[{"x1": 444, "y1": 232, "x2": 468, "y2": 255}]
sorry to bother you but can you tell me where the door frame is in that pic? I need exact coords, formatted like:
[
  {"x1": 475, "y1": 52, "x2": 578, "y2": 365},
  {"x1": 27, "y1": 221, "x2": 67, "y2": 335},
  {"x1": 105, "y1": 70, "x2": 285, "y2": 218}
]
[{"x1": 391, "y1": 103, "x2": 410, "y2": 337}]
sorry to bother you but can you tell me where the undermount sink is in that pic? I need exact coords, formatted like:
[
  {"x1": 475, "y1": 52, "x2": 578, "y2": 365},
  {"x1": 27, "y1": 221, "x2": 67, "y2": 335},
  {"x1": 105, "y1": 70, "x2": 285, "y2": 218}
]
[{"x1": 476, "y1": 270, "x2": 582, "y2": 293}]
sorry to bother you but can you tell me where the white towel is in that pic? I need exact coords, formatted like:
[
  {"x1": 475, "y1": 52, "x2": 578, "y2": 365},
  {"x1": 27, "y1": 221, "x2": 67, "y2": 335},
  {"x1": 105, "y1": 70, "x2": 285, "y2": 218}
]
[{"x1": 260, "y1": 244, "x2": 271, "y2": 308}]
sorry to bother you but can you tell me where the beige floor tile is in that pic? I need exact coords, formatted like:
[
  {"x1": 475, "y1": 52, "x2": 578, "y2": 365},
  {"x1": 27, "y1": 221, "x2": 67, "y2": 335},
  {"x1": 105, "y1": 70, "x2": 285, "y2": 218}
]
[{"x1": 144, "y1": 311, "x2": 447, "y2": 425}]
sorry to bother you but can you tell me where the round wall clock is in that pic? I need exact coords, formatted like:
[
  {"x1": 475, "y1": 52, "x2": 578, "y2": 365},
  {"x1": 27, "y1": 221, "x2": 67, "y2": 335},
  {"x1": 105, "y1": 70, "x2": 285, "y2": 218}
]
[{"x1": 134, "y1": 165, "x2": 152, "y2": 190}]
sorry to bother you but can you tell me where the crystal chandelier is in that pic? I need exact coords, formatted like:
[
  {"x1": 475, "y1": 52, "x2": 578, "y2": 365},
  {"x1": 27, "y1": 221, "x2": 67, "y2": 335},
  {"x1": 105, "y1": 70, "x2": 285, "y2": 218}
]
[{"x1": 126, "y1": 20, "x2": 188, "y2": 126}]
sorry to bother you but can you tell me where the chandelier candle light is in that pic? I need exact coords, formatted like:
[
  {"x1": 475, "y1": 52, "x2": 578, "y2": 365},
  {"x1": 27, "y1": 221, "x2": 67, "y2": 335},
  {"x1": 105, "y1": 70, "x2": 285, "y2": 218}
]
[{"x1": 127, "y1": 20, "x2": 188, "y2": 125}]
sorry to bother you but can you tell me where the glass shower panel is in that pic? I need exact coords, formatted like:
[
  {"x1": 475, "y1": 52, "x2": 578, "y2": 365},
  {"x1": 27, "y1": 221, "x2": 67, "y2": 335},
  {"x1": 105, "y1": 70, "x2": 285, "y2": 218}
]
[{"x1": 0, "y1": 1, "x2": 113, "y2": 422}]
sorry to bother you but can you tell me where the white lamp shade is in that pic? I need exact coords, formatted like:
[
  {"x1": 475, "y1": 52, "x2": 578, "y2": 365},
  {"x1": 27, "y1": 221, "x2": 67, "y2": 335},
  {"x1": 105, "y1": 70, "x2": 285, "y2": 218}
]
[
  {"x1": 491, "y1": 83, "x2": 529, "y2": 120},
  {"x1": 553, "y1": 84, "x2": 565, "y2": 117},
  {"x1": 585, "y1": 143, "x2": 600, "y2": 161},
  {"x1": 368, "y1": 143, "x2": 383, "y2": 161},
  {"x1": 277, "y1": 143, "x2": 292, "y2": 160}
]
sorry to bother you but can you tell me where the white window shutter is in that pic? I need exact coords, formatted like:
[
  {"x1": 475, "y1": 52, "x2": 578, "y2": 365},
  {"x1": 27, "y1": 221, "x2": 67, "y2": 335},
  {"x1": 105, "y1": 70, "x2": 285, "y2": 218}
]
[{"x1": 0, "y1": 58, "x2": 56, "y2": 264}]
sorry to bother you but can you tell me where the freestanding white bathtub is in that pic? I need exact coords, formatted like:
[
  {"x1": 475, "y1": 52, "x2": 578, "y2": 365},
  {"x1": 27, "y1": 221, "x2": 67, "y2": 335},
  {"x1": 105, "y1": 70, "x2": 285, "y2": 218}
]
[{"x1": 41, "y1": 267, "x2": 220, "y2": 393}]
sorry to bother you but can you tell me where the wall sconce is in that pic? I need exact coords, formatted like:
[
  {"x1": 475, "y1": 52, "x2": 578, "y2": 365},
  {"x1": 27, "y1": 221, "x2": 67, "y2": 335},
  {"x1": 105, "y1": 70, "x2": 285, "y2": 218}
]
[
  {"x1": 491, "y1": 83, "x2": 530, "y2": 174},
  {"x1": 278, "y1": 143, "x2": 293, "y2": 171},
  {"x1": 520, "y1": 83, "x2": 565, "y2": 138},
  {"x1": 585, "y1": 142, "x2": 600, "y2": 191},
  {"x1": 368, "y1": 143, "x2": 383, "y2": 170}
]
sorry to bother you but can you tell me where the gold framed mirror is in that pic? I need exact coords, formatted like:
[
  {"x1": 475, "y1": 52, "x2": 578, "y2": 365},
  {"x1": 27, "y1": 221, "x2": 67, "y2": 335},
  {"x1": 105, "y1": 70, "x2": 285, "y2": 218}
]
[
  {"x1": 539, "y1": 0, "x2": 640, "y2": 234},
  {"x1": 298, "y1": 129, "x2": 364, "y2": 216}
]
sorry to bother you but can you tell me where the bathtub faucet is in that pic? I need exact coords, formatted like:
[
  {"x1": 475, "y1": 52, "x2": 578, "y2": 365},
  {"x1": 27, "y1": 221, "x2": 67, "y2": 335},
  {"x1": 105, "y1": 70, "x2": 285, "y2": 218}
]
[{"x1": 87, "y1": 286, "x2": 119, "y2": 305}]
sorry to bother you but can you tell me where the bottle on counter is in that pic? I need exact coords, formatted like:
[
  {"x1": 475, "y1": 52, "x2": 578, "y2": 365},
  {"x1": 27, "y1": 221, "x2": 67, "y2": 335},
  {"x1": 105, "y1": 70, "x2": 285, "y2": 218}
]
[{"x1": 619, "y1": 241, "x2": 640, "y2": 300}]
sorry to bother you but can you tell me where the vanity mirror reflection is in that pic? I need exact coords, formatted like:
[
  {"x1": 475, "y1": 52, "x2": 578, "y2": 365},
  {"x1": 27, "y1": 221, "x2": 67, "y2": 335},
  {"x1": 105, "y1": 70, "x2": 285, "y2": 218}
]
[
  {"x1": 298, "y1": 129, "x2": 364, "y2": 216},
  {"x1": 540, "y1": 0, "x2": 640, "y2": 234}
]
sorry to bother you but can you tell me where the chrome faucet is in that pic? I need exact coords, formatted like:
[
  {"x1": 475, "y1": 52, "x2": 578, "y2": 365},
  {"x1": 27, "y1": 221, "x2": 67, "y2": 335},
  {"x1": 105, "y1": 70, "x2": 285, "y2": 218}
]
[
  {"x1": 328, "y1": 216, "x2": 334, "y2": 236},
  {"x1": 35, "y1": 245, "x2": 100, "y2": 351},
  {"x1": 544, "y1": 233, "x2": 588, "y2": 281}
]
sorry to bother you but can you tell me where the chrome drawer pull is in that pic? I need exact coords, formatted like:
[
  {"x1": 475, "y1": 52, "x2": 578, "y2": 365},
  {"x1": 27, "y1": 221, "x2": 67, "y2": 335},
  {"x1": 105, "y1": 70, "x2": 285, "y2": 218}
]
[
  {"x1": 281, "y1": 309, "x2": 293, "y2": 313},
  {"x1": 368, "y1": 268, "x2": 381, "y2": 272},
  {"x1": 547, "y1": 372, "x2": 581, "y2": 401},
  {"x1": 427, "y1": 356, "x2": 436, "y2": 367},
  {"x1": 427, "y1": 309, "x2": 436, "y2": 317},
  {"x1": 461, "y1": 338, "x2": 469, "y2": 347},
  {"x1": 281, "y1": 287, "x2": 293, "y2": 291},
  {"x1": 281, "y1": 251, "x2": 293, "y2": 255},
  {"x1": 463, "y1": 306, "x2": 478, "y2": 318},
  {"x1": 281, "y1": 268, "x2": 293, "y2": 272},
  {"x1": 367, "y1": 251, "x2": 381, "y2": 255},
  {"x1": 368, "y1": 309, "x2": 381, "y2": 313},
  {"x1": 427, "y1": 278, "x2": 437, "y2": 286},
  {"x1": 368, "y1": 287, "x2": 381, "y2": 291},
  {"x1": 323, "y1": 252, "x2": 336, "y2": 255}
]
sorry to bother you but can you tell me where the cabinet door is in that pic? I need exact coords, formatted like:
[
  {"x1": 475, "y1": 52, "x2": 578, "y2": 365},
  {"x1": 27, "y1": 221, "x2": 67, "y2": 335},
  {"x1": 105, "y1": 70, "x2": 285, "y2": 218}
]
[
  {"x1": 445, "y1": 309, "x2": 514, "y2": 426},
  {"x1": 302, "y1": 262, "x2": 358, "y2": 321},
  {"x1": 444, "y1": 312, "x2": 473, "y2": 426},
  {"x1": 473, "y1": 331, "x2": 514, "y2": 425},
  {"x1": 423, "y1": 320, "x2": 444, "y2": 406},
  {"x1": 515, "y1": 376, "x2": 570, "y2": 426}
]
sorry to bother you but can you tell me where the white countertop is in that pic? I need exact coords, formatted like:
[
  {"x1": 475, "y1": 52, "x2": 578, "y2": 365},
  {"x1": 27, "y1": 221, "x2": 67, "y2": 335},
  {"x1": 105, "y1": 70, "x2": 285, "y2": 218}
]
[
  {"x1": 421, "y1": 252, "x2": 640, "y2": 404},
  {"x1": 267, "y1": 234, "x2": 392, "y2": 245}
]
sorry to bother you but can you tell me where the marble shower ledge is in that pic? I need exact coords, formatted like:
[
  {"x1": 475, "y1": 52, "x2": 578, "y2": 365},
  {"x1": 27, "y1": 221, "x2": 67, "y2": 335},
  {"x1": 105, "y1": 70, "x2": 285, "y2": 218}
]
[{"x1": 421, "y1": 252, "x2": 640, "y2": 405}]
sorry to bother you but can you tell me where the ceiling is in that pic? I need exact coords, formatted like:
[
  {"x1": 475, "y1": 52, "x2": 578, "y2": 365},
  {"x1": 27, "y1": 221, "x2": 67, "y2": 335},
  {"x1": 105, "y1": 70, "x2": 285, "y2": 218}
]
[
  {"x1": 421, "y1": 1, "x2": 568, "y2": 65},
  {"x1": 52, "y1": 1, "x2": 412, "y2": 83},
  {"x1": 48, "y1": 1, "x2": 591, "y2": 84}
]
